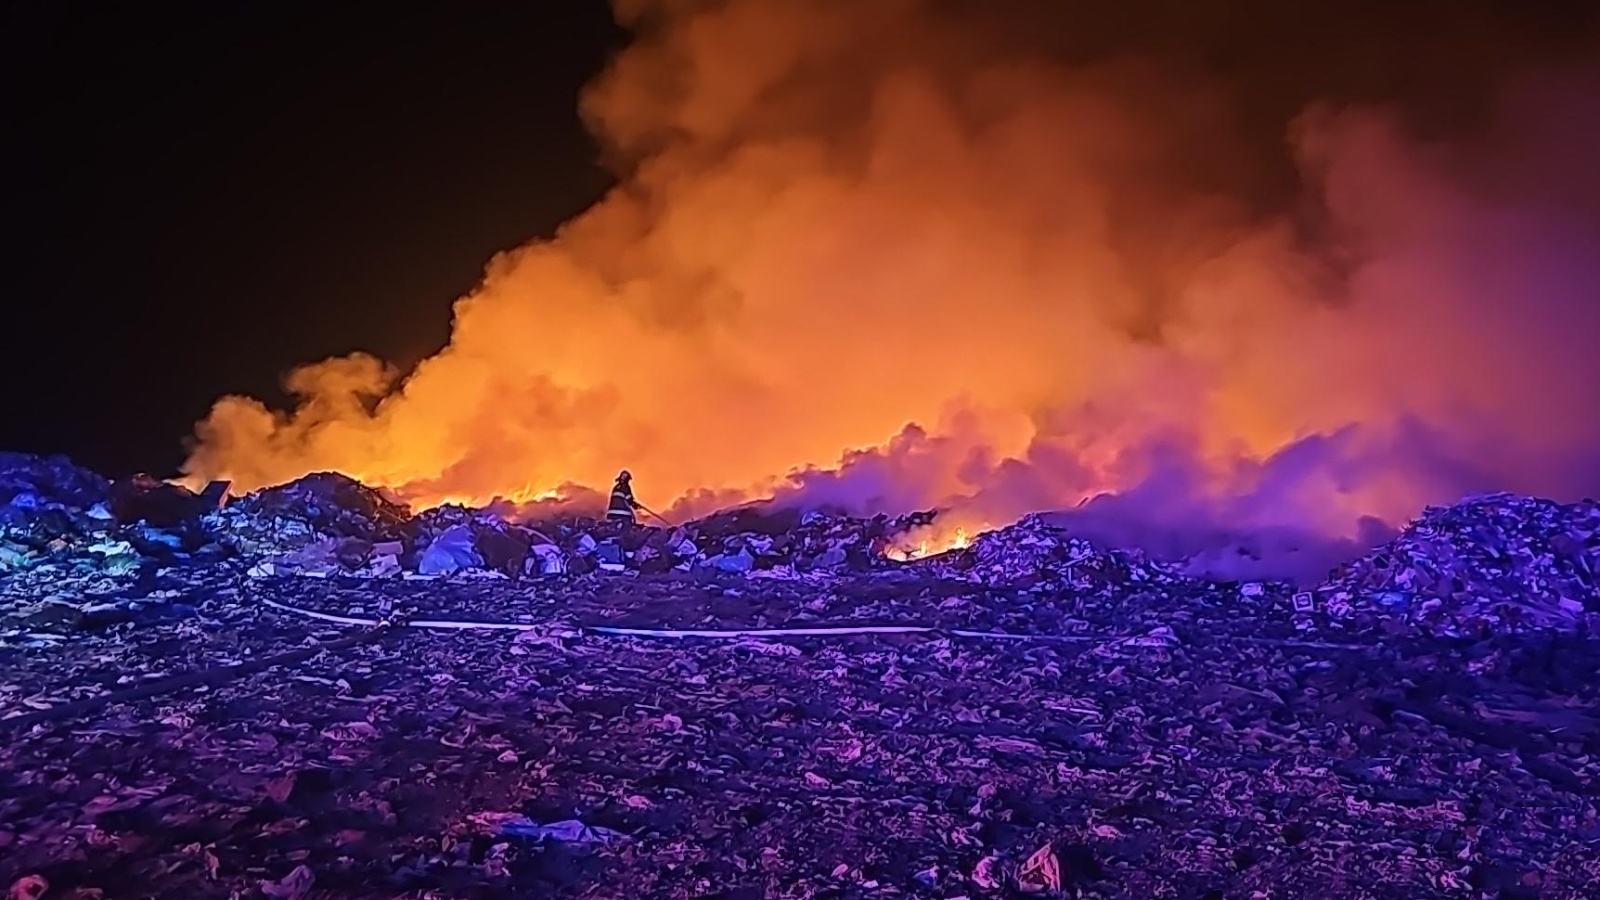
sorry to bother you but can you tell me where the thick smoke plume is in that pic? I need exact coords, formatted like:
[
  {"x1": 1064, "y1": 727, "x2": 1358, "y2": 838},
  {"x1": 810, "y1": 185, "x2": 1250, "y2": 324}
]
[{"x1": 185, "y1": 0, "x2": 1600, "y2": 565}]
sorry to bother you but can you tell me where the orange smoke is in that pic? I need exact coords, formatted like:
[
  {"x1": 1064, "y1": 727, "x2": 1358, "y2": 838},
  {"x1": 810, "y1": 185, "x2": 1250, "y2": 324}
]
[{"x1": 183, "y1": 1, "x2": 1600, "y2": 543}]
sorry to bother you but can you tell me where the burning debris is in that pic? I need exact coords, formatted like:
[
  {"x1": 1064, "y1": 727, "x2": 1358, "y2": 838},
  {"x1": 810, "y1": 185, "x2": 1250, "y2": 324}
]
[{"x1": 4, "y1": 452, "x2": 1600, "y2": 897}]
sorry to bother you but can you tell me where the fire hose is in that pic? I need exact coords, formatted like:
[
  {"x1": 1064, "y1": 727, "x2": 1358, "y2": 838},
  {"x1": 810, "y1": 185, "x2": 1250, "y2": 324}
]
[
  {"x1": 1, "y1": 590, "x2": 1478, "y2": 804},
  {"x1": 635, "y1": 502, "x2": 675, "y2": 528},
  {"x1": 251, "y1": 595, "x2": 1369, "y2": 650},
  {"x1": 1, "y1": 589, "x2": 1370, "y2": 735},
  {"x1": 5, "y1": 595, "x2": 1582, "y2": 796}
]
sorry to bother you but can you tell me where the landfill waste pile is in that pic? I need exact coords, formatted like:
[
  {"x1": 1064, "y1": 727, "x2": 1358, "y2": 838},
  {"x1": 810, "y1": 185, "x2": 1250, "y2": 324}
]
[
  {"x1": 0, "y1": 454, "x2": 950, "y2": 589},
  {"x1": 1319, "y1": 493, "x2": 1600, "y2": 638},
  {"x1": 0, "y1": 452, "x2": 113, "y2": 576},
  {"x1": 3, "y1": 452, "x2": 1600, "y2": 899}
]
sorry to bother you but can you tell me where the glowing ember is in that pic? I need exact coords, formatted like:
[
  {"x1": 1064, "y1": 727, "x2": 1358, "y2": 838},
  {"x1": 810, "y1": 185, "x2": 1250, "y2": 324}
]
[{"x1": 888, "y1": 526, "x2": 973, "y2": 562}]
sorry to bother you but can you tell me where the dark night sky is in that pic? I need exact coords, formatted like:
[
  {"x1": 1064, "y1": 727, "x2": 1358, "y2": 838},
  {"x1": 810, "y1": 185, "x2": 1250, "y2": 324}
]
[{"x1": 4, "y1": 2, "x2": 624, "y2": 476}]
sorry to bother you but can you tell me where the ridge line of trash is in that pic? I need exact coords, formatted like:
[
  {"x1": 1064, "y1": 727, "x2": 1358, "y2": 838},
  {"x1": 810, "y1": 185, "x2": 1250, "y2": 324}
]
[{"x1": 7, "y1": 456, "x2": 1600, "y2": 642}]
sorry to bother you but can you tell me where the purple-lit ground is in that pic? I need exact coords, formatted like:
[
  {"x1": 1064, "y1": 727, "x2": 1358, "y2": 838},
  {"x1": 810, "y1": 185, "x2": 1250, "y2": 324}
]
[{"x1": 4, "y1": 566, "x2": 1598, "y2": 899}]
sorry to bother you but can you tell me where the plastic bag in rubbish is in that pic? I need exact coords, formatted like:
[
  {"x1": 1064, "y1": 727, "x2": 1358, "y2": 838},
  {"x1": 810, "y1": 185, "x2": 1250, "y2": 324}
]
[
  {"x1": 529, "y1": 543, "x2": 567, "y2": 575},
  {"x1": 498, "y1": 818, "x2": 625, "y2": 845},
  {"x1": 418, "y1": 524, "x2": 483, "y2": 575},
  {"x1": 715, "y1": 549, "x2": 755, "y2": 574}
]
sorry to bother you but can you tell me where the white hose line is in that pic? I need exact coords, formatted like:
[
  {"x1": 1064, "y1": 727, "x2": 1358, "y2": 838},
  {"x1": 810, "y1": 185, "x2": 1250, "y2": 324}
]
[
  {"x1": 588, "y1": 624, "x2": 934, "y2": 638},
  {"x1": 259, "y1": 597, "x2": 541, "y2": 631},
  {"x1": 258, "y1": 596, "x2": 1370, "y2": 649},
  {"x1": 259, "y1": 597, "x2": 384, "y2": 627},
  {"x1": 948, "y1": 629, "x2": 1097, "y2": 642}
]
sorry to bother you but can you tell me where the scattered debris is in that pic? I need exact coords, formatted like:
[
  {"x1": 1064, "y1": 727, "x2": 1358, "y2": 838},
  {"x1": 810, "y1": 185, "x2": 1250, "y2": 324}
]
[
  {"x1": 5, "y1": 453, "x2": 1600, "y2": 897},
  {"x1": 5, "y1": 876, "x2": 48, "y2": 900},
  {"x1": 1017, "y1": 841, "x2": 1062, "y2": 893},
  {"x1": 259, "y1": 864, "x2": 314, "y2": 900},
  {"x1": 498, "y1": 819, "x2": 627, "y2": 846}
]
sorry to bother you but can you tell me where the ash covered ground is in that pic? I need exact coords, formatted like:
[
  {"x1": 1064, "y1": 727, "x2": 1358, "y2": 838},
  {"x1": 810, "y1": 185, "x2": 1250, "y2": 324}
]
[{"x1": 3, "y1": 453, "x2": 1600, "y2": 899}]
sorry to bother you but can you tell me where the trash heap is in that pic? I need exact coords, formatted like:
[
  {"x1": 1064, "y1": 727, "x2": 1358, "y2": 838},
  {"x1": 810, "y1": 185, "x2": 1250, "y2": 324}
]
[
  {"x1": 454, "y1": 506, "x2": 939, "y2": 579},
  {"x1": 6, "y1": 452, "x2": 1600, "y2": 640},
  {"x1": 217, "y1": 473, "x2": 409, "y2": 548},
  {"x1": 0, "y1": 454, "x2": 946, "y2": 584},
  {"x1": 924, "y1": 513, "x2": 1187, "y2": 592},
  {"x1": 0, "y1": 453, "x2": 113, "y2": 574},
  {"x1": 661, "y1": 506, "x2": 937, "y2": 577},
  {"x1": 1320, "y1": 492, "x2": 1600, "y2": 637},
  {"x1": 212, "y1": 473, "x2": 413, "y2": 578},
  {"x1": 410, "y1": 504, "x2": 568, "y2": 578},
  {"x1": 0, "y1": 453, "x2": 110, "y2": 521}
]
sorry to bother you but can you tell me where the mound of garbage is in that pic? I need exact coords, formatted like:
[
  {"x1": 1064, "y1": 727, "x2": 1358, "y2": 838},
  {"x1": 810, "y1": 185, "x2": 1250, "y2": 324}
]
[
  {"x1": 4, "y1": 453, "x2": 1598, "y2": 638},
  {"x1": 0, "y1": 455, "x2": 942, "y2": 583},
  {"x1": 916, "y1": 513, "x2": 1187, "y2": 592},
  {"x1": 0, "y1": 453, "x2": 113, "y2": 571},
  {"x1": 1321, "y1": 492, "x2": 1600, "y2": 637}
]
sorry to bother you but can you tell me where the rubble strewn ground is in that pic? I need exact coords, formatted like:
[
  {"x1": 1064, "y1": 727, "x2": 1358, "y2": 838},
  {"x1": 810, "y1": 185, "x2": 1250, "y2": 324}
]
[{"x1": 3, "y1": 454, "x2": 1600, "y2": 899}]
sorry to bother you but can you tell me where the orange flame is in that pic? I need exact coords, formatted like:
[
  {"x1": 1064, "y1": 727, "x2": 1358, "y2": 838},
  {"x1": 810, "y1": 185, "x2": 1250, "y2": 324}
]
[{"x1": 886, "y1": 526, "x2": 972, "y2": 562}]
